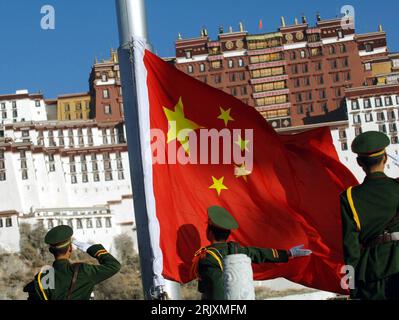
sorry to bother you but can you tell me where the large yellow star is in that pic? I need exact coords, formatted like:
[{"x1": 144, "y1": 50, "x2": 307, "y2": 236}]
[
  {"x1": 234, "y1": 163, "x2": 252, "y2": 182},
  {"x1": 217, "y1": 107, "x2": 234, "y2": 126},
  {"x1": 163, "y1": 97, "x2": 202, "y2": 154},
  {"x1": 234, "y1": 134, "x2": 250, "y2": 152},
  {"x1": 209, "y1": 176, "x2": 228, "y2": 196}
]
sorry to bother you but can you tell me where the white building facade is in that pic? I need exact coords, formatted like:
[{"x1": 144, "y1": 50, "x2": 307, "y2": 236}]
[
  {"x1": 0, "y1": 90, "x2": 47, "y2": 126},
  {"x1": 0, "y1": 120, "x2": 136, "y2": 253},
  {"x1": 334, "y1": 84, "x2": 399, "y2": 180}
]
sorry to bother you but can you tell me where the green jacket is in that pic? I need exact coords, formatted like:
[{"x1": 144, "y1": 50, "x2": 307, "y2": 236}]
[
  {"x1": 24, "y1": 244, "x2": 121, "y2": 300},
  {"x1": 197, "y1": 241, "x2": 289, "y2": 300},
  {"x1": 340, "y1": 172, "x2": 399, "y2": 299}
]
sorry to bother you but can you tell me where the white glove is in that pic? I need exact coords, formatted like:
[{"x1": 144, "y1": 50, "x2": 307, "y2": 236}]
[
  {"x1": 73, "y1": 241, "x2": 91, "y2": 252},
  {"x1": 289, "y1": 244, "x2": 312, "y2": 258},
  {"x1": 388, "y1": 153, "x2": 399, "y2": 167}
]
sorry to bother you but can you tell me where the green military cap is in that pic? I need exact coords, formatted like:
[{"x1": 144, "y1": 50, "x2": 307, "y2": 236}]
[
  {"x1": 351, "y1": 131, "x2": 390, "y2": 158},
  {"x1": 44, "y1": 225, "x2": 73, "y2": 249},
  {"x1": 207, "y1": 206, "x2": 239, "y2": 230}
]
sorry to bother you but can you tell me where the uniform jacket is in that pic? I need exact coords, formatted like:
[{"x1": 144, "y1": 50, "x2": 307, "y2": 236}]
[
  {"x1": 341, "y1": 172, "x2": 399, "y2": 298},
  {"x1": 24, "y1": 244, "x2": 121, "y2": 300},
  {"x1": 197, "y1": 241, "x2": 289, "y2": 300}
]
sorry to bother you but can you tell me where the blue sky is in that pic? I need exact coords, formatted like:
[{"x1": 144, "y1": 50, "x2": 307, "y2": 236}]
[{"x1": 0, "y1": 0, "x2": 398, "y2": 99}]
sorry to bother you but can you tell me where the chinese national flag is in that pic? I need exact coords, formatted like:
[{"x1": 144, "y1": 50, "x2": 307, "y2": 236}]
[{"x1": 143, "y1": 49, "x2": 357, "y2": 294}]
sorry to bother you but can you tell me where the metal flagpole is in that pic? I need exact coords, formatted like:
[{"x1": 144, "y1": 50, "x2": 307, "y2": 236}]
[{"x1": 114, "y1": 0, "x2": 181, "y2": 300}]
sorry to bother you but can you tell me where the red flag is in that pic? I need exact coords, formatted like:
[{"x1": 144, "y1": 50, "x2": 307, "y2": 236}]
[
  {"x1": 143, "y1": 49, "x2": 358, "y2": 294},
  {"x1": 259, "y1": 19, "x2": 263, "y2": 30}
]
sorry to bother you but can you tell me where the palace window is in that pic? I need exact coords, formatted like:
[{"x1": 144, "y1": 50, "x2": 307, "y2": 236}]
[
  {"x1": 187, "y1": 65, "x2": 194, "y2": 73},
  {"x1": 103, "y1": 89, "x2": 110, "y2": 99},
  {"x1": 339, "y1": 129, "x2": 347, "y2": 139},
  {"x1": 375, "y1": 97, "x2": 382, "y2": 107},
  {"x1": 104, "y1": 105, "x2": 112, "y2": 115},
  {"x1": 238, "y1": 59, "x2": 244, "y2": 67},
  {"x1": 105, "y1": 218, "x2": 112, "y2": 228},
  {"x1": 379, "y1": 124, "x2": 387, "y2": 133},
  {"x1": 388, "y1": 110, "x2": 396, "y2": 121},
  {"x1": 105, "y1": 171, "x2": 113, "y2": 181},
  {"x1": 365, "y1": 113, "x2": 373, "y2": 122},
  {"x1": 96, "y1": 218, "x2": 102, "y2": 228},
  {"x1": 341, "y1": 142, "x2": 348, "y2": 151},
  {"x1": 389, "y1": 123, "x2": 398, "y2": 133},
  {"x1": 353, "y1": 114, "x2": 361, "y2": 124},
  {"x1": 86, "y1": 219, "x2": 93, "y2": 229},
  {"x1": 71, "y1": 175, "x2": 77, "y2": 184},
  {"x1": 211, "y1": 61, "x2": 222, "y2": 70},
  {"x1": 200, "y1": 63, "x2": 205, "y2": 72},
  {"x1": 76, "y1": 219, "x2": 83, "y2": 229},
  {"x1": 185, "y1": 51, "x2": 192, "y2": 59},
  {"x1": 377, "y1": 112, "x2": 385, "y2": 121},
  {"x1": 228, "y1": 60, "x2": 234, "y2": 68},
  {"x1": 355, "y1": 127, "x2": 363, "y2": 137},
  {"x1": 365, "y1": 44, "x2": 373, "y2": 52},
  {"x1": 385, "y1": 96, "x2": 393, "y2": 106}
]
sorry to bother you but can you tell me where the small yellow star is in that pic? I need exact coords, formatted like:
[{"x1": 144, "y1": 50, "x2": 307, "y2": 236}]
[
  {"x1": 234, "y1": 163, "x2": 252, "y2": 182},
  {"x1": 234, "y1": 134, "x2": 250, "y2": 152},
  {"x1": 163, "y1": 97, "x2": 202, "y2": 154},
  {"x1": 209, "y1": 176, "x2": 228, "y2": 196},
  {"x1": 217, "y1": 107, "x2": 234, "y2": 126}
]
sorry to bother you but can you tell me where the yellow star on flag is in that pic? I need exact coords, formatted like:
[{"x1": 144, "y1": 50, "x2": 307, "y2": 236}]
[
  {"x1": 163, "y1": 97, "x2": 202, "y2": 154},
  {"x1": 234, "y1": 163, "x2": 252, "y2": 182},
  {"x1": 217, "y1": 107, "x2": 234, "y2": 126},
  {"x1": 234, "y1": 134, "x2": 250, "y2": 152},
  {"x1": 209, "y1": 176, "x2": 228, "y2": 196}
]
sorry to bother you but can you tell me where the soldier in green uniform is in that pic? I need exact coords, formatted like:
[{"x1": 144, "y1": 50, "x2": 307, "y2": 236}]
[
  {"x1": 341, "y1": 131, "x2": 399, "y2": 299},
  {"x1": 23, "y1": 225, "x2": 121, "y2": 300},
  {"x1": 191, "y1": 206, "x2": 312, "y2": 300}
]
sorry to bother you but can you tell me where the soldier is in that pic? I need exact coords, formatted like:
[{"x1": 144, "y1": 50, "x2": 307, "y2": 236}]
[
  {"x1": 191, "y1": 206, "x2": 312, "y2": 300},
  {"x1": 341, "y1": 131, "x2": 399, "y2": 299},
  {"x1": 23, "y1": 225, "x2": 121, "y2": 300}
]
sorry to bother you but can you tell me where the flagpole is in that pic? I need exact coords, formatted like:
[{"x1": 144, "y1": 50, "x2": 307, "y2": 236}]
[{"x1": 114, "y1": 0, "x2": 181, "y2": 300}]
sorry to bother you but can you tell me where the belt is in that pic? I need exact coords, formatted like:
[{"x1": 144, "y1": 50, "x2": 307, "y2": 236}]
[{"x1": 367, "y1": 232, "x2": 399, "y2": 247}]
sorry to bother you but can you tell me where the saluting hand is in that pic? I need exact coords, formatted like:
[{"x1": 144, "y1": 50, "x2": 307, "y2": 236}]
[
  {"x1": 288, "y1": 244, "x2": 312, "y2": 259},
  {"x1": 73, "y1": 241, "x2": 91, "y2": 252}
]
